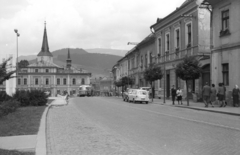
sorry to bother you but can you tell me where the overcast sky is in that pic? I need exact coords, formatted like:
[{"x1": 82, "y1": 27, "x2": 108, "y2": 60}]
[{"x1": 0, "y1": 0, "x2": 186, "y2": 56}]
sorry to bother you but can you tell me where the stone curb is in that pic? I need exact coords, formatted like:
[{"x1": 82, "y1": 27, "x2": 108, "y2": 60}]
[
  {"x1": 35, "y1": 103, "x2": 52, "y2": 155},
  {"x1": 173, "y1": 105, "x2": 240, "y2": 116}
]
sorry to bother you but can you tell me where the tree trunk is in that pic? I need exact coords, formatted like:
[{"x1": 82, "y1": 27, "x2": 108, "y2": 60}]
[
  {"x1": 186, "y1": 80, "x2": 189, "y2": 106},
  {"x1": 151, "y1": 81, "x2": 153, "y2": 102}
]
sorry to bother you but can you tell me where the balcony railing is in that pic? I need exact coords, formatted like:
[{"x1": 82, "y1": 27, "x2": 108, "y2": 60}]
[{"x1": 157, "y1": 45, "x2": 199, "y2": 63}]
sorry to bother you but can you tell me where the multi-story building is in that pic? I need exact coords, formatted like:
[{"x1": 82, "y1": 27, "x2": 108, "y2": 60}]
[
  {"x1": 150, "y1": 0, "x2": 211, "y2": 99},
  {"x1": 114, "y1": 33, "x2": 157, "y2": 92},
  {"x1": 17, "y1": 23, "x2": 91, "y2": 96},
  {"x1": 202, "y1": 0, "x2": 240, "y2": 97}
]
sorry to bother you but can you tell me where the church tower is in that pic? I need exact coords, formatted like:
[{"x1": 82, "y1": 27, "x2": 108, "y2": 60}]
[
  {"x1": 66, "y1": 48, "x2": 72, "y2": 69},
  {"x1": 37, "y1": 21, "x2": 53, "y2": 62}
]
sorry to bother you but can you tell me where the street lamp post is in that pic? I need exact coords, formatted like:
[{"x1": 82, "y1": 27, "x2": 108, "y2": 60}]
[{"x1": 14, "y1": 29, "x2": 20, "y2": 78}]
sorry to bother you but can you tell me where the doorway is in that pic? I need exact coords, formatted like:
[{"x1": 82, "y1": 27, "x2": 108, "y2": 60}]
[{"x1": 202, "y1": 64, "x2": 210, "y2": 88}]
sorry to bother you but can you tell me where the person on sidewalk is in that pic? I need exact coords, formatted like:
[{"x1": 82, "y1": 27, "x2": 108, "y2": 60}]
[
  {"x1": 202, "y1": 82, "x2": 211, "y2": 107},
  {"x1": 209, "y1": 84, "x2": 216, "y2": 107},
  {"x1": 232, "y1": 85, "x2": 240, "y2": 107},
  {"x1": 65, "y1": 92, "x2": 69, "y2": 105},
  {"x1": 222, "y1": 83, "x2": 228, "y2": 107},
  {"x1": 176, "y1": 87, "x2": 183, "y2": 105},
  {"x1": 171, "y1": 85, "x2": 177, "y2": 105},
  {"x1": 218, "y1": 83, "x2": 226, "y2": 107}
]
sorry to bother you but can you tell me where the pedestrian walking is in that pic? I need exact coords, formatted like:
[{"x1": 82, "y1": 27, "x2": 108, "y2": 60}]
[
  {"x1": 209, "y1": 84, "x2": 216, "y2": 107},
  {"x1": 232, "y1": 85, "x2": 240, "y2": 107},
  {"x1": 218, "y1": 83, "x2": 226, "y2": 107},
  {"x1": 176, "y1": 87, "x2": 183, "y2": 105},
  {"x1": 171, "y1": 85, "x2": 177, "y2": 105},
  {"x1": 65, "y1": 92, "x2": 69, "y2": 105},
  {"x1": 222, "y1": 83, "x2": 228, "y2": 106},
  {"x1": 202, "y1": 82, "x2": 211, "y2": 107}
]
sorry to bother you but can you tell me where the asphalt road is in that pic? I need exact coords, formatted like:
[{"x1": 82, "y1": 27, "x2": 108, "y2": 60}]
[{"x1": 72, "y1": 96, "x2": 240, "y2": 155}]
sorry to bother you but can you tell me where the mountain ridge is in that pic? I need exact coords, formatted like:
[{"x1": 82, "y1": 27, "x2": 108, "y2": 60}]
[{"x1": 19, "y1": 48, "x2": 123, "y2": 77}]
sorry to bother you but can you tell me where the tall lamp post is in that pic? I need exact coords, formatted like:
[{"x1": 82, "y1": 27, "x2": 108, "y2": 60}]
[
  {"x1": 14, "y1": 29, "x2": 20, "y2": 90},
  {"x1": 14, "y1": 29, "x2": 20, "y2": 76}
]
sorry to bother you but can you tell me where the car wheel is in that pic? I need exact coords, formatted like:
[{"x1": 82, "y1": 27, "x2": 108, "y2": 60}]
[{"x1": 146, "y1": 101, "x2": 148, "y2": 104}]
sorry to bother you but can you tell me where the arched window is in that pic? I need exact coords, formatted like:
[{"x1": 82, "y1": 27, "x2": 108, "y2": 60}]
[
  {"x1": 35, "y1": 78, "x2": 38, "y2": 85},
  {"x1": 46, "y1": 78, "x2": 49, "y2": 85},
  {"x1": 72, "y1": 78, "x2": 76, "y2": 85},
  {"x1": 57, "y1": 78, "x2": 60, "y2": 85},
  {"x1": 81, "y1": 78, "x2": 85, "y2": 85},
  {"x1": 18, "y1": 78, "x2": 21, "y2": 85},
  {"x1": 63, "y1": 78, "x2": 67, "y2": 85}
]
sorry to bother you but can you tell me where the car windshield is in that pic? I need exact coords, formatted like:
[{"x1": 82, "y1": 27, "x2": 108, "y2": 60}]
[{"x1": 138, "y1": 91, "x2": 147, "y2": 95}]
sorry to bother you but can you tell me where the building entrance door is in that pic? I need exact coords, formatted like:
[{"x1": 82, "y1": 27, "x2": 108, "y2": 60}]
[{"x1": 202, "y1": 64, "x2": 210, "y2": 88}]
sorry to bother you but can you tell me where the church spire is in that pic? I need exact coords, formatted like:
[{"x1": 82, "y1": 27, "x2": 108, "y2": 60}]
[
  {"x1": 67, "y1": 48, "x2": 71, "y2": 59},
  {"x1": 37, "y1": 21, "x2": 53, "y2": 57},
  {"x1": 66, "y1": 48, "x2": 72, "y2": 69}
]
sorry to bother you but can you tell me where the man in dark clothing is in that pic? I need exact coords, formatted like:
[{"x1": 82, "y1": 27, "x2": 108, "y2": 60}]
[
  {"x1": 222, "y1": 83, "x2": 227, "y2": 107},
  {"x1": 202, "y1": 82, "x2": 211, "y2": 107},
  {"x1": 171, "y1": 85, "x2": 177, "y2": 105}
]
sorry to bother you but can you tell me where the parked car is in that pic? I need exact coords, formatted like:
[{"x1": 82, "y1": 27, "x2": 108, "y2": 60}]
[
  {"x1": 122, "y1": 88, "x2": 137, "y2": 102},
  {"x1": 139, "y1": 87, "x2": 151, "y2": 91},
  {"x1": 128, "y1": 89, "x2": 149, "y2": 104}
]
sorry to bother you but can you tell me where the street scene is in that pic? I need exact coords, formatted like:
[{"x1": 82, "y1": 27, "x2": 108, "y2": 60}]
[
  {"x1": 0, "y1": 0, "x2": 240, "y2": 155},
  {"x1": 46, "y1": 97, "x2": 240, "y2": 155}
]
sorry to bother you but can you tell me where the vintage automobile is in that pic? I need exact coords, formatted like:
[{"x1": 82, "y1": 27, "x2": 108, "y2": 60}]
[
  {"x1": 128, "y1": 89, "x2": 149, "y2": 104},
  {"x1": 122, "y1": 88, "x2": 137, "y2": 102},
  {"x1": 78, "y1": 85, "x2": 93, "y2": 97}
]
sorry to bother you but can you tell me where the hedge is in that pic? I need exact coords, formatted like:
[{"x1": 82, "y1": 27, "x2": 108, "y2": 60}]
[
  {"x1": 13, "y1": 90, "x2": 48, "y2": 106},
  {"x1": 0, "y1": 100, "x2": 20, "y2": 117}
]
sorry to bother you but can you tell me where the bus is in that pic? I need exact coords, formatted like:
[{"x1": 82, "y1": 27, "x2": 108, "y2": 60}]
[{"x1": 78, "y1": 85, "x2": 93, "y2": 97}]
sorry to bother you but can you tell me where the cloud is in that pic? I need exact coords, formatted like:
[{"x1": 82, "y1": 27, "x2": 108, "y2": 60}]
[{"x1": 0, "y1": 0, "x2": 186, "y2": 56}]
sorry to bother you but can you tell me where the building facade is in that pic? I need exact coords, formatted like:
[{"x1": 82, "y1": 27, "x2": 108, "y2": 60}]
[
  {"x1": 113, "y1": 0, "x2": 212, "y2": 100},
  {"x1": 203, "y1": 0, "x2": 240, "y2": 97},
  {"x1": 17, "y1": 23, "x2": 91, "y2": 96},
  {"x1": 150, "y1": 0, "x2": 211, "y2": 99}
]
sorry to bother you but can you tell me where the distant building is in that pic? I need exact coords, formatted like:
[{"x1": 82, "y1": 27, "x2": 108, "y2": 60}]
[{"x1": 17, "y1": 22, "x2": 91, "y2": 96}]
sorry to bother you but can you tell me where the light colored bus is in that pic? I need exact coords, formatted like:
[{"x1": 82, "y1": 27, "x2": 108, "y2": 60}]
[{"x1": 78, "y1": 85, "x2": 92, "y2": 97}]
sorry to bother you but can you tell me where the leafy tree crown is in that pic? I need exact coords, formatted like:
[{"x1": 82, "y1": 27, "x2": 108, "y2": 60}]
[{"x1": 175, "y1": 56, "x2": 202, "y2": 81}]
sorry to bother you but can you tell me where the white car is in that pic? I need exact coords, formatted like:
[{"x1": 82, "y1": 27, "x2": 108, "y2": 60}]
[
  {"x1": 139, "y1": 87, "x2": 151, "y2": 91},
  {"x1": 128, "y1": 89, "x2": 149, "y2": 104}
]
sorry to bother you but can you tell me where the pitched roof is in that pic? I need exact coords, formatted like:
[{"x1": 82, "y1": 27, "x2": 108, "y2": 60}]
[
  {"x1": 28, "y1": 60, "x2": 61, "y2": 68},
  {"x1": 37, "y1": 22, "x2": 53, "y2": 57}
]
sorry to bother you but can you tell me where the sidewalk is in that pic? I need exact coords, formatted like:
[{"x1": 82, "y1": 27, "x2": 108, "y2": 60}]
[
  {"x1": 151, "y1": 98, "x2": 240, "y2": 116},
  {"x1": 113, "y1": 96, "x2": 240, "y2": 116}
]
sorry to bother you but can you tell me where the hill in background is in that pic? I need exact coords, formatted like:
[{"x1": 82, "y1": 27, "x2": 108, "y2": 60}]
[{"x1": 19, "y1": 48, "x2": 123, "y2": 77}]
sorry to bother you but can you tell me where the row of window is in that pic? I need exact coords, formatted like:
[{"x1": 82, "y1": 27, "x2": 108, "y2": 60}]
[
  {"x1": 22, "y1": 69, "x2": 51, "y2": 73},
  {"x1": 17, "y1": 78, "x2": 86, "y2": 85},
  {"x1": 158, "y1": 22, "x2": 192, "y2": 57}
]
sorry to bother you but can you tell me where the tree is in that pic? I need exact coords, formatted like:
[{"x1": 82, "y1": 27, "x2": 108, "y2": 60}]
[
  {"x1": 175, "y1": 56, "x2": 202, "y2": 106},
  {"x1": 0, "y1": 57, "x2": 16, "y2": 84},
  {"x1": 121, "y1": 76, "x2": 134, "y2": 90},
  {"x1": 114, "y1": 80, "x2": 122, "y2": 96},
  {"x1": 18, "y1": 60, "x2": 29, "y2": 68},
  {"x1": 144, "y1": 64, "x2": 163, "y2": 102}
]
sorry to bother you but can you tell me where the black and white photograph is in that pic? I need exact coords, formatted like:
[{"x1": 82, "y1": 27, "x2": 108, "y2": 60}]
[{"x1": 0, "y1": 0, "x2": 240, "y2": 154}]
